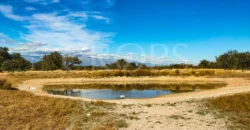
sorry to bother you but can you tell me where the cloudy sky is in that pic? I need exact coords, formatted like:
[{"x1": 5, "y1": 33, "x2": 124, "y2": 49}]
[{"x1": 0, "y1": 0, "x2": 250, "y2": 65}]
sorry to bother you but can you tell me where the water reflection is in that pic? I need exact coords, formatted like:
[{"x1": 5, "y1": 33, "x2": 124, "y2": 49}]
[
  {"x1": 46, "y1": 88, "x2": 197, "y2": 100},
  {"x1": 44, "y1": 82, "x2": 227, "y2": 100}
]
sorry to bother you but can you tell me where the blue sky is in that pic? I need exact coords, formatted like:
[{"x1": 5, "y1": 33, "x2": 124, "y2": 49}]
[{"x1": 0, "y1": 0, "x2": 249, "y2": 65}]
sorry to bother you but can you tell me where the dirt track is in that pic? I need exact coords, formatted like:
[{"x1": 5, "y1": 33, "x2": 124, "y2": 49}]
[{"x1": 17, "y1": 77, "x2": 250, "y2": 104}]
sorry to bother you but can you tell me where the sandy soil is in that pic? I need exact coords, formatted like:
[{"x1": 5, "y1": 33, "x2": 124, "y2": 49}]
[
  {"x1": 116, "y1": 101, "x2": 227, "y2": 130},
  {"x1": 17, "y1": 77, "x2": 250, "y2": 130}
]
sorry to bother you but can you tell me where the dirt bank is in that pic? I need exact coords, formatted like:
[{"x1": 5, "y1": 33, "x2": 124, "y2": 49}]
[{"x1": 17, "y1": 77, "x2": 250, "y2": 104}]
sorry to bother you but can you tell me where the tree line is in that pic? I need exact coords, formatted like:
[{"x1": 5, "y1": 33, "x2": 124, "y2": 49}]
[
  {"x1": 0, "y1": 47, "x2": 82, "y2": 71},
  {"x1": 1, "y1": 47, "x2": 250, "y2": 71},
  {"x1": 198, "y1": 50, "x2": 250, "y2": 71},
  {"x1": 33, "y1": 51, "x2": 82, "y2": 71},
  {"x1": 0, "y1": 47, "x2": 31, "y2": 71}
]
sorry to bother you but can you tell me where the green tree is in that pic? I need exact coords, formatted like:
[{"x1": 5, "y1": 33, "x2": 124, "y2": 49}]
[
  {"x1": 33, "y1": 61, "x2": 43, "y2": 70},
  {"x1": 110, "y1": 63, "x2": 118, "y2": 70},
  {"x1": 1, "y1": 60, "x2": 18, "y2": 71},
  {"x1": 63, "y1": 56, "x2": 82, "y2": 70},
  {"x1": 0, "y1": 47, "x2": 11, "y2": 61},
  {"x1": 11, "y1": 53, "x2": 21, "y2": 59},
  {"x1": 40, "y1": 52, "x2": 63, "y2": 70},
  {"x1": 15, "y1": 58, "x2": 32, "y2": 71},
  {"x1": 138, "y1": 63, "x2": 147, "y2": 69},
  {"x1": 216, "y1": 50, "x2": 239, "y2": 69},
  {"x1": 0, "y1": 56, "x2": 4, "y2": 67},
  {"x1": 236, "y1": 52, "x2": 250, "y2": 71},
  {"x1": 115, "y1": 59, "x2": 128, "y2": 70},
  {"x1": 209, "y1": 62, "x2": 217, "y2": 68},
  {"x1": 127, "y1": 62, "x2": 137, "y2": 70},
  {"x1": 198, "y1": 60, "x2": 211, "y2": 68},
  {"x1": 0, "y1": 48, "x2": 31, "y2": 71},
  {"x1": 1, "y1": 58, "x2": 31, "y2": 71}
]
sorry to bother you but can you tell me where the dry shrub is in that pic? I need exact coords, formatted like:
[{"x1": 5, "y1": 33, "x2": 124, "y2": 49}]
[
  {"x1": 207, "y1": 92, "x2": 250, "y2": 129},
  {"x1": 0, "y1": 79, "x2": 14, "y2": 90},
  {"x1": 3, "y1": 81, "x2": 12, "y2": 90}
]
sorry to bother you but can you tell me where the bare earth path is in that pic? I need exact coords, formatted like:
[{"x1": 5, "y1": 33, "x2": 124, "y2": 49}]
[{"x1": 17, "y1": 77, "x2": 250, "y2": 130}]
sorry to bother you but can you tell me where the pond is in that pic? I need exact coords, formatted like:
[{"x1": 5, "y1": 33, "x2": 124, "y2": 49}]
[
  {"x1": 46, "y1": 89, "x2": 200, "y2": 100},
  {"x1": 44, "y1": 82, "x2": 226, "y2": 100}
]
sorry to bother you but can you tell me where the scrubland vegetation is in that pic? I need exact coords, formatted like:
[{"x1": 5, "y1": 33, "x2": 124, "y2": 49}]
[
  {"x1": 1, "y1": 46, "x2": 250, "y2": 129},
  {"x1": 1, "y1": 76, "x2": 128, "y2": 130},
  {"x1": 207, "y1": 93, "x2": 250, "y2": 130},
  {"x1": 0, "y1": 90, "x2": 127, "y2": 130},
  {"x1": 5, "y1": 69, "x2": 250, "y2": 85},
  {"x1": 1, "y1": 46, "x2": 250, "y2": 72},
  {"x1": 3, "y1": 68, "x2": 250, "y2": 89}
]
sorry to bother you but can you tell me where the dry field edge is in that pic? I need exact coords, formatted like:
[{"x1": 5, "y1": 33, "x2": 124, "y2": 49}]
[{"x1": 2, "y1": 71, "x2": 250, "y2": 130}]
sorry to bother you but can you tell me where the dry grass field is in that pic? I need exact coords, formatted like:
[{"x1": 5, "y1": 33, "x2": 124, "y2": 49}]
[
  {"x1": 0, "y1": 90, "x2": 128, "y2": 130},
  {"x1": 207, "y1": 92, "x2": 250, "y2": 130},
  {"x1": 1, "y1": 69, "x2": 250, "y2": 129},
  {"x1": 7, "y1": 69, "x2": 250, "y2": 78},
  {"x1": 5, "y1": 69, "x2": 250, "y2": 88},
  {"x1": 0, "y1": 75, "x2": 128, "y2": 130}
]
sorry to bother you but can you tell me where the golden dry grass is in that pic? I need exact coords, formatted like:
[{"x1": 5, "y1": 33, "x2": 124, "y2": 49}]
[
  {"x1": 7, "y1": 69, "x2": 250, "y2": 78},
  {"x1": 0, "y1": 90, "x2": 76, "y2": 130},
  {"x1": 5, "y1": 69, "x2": 250, "y2": 87},
  {"x1": 0, "y1": 90, "x2": 127, "y2": 130},
  {"x1": 207, "y1": 92, "x2": 250, "y2": 129}
]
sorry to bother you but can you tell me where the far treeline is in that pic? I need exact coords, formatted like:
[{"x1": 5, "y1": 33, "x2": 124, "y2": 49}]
[{"x1": 0, "y1": 47, "x2": 250, "y2": 71}]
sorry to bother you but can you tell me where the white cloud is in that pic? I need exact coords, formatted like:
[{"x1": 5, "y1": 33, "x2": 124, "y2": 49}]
[
  {"x1": 92, "y1": 15, "x2": 110, "y2": 24},
  {"x1": 13, "y1": 45, "x2": 91, "y2": 56},
  {"x1": 0, "y1": 3, "x2": 120, "y2": 65},
  {"x1": 16, "y1": 42, "x2": 47, "y2": 51},
  {"x1": 25, "y1": 6, "x2": 36, "y2": 11},
  {"x1": 15, "y1": 12, "x2": 114, "y2": 56},
  {"x1": 0, "y1": 5, "x2": 27, "y2": 21}
]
